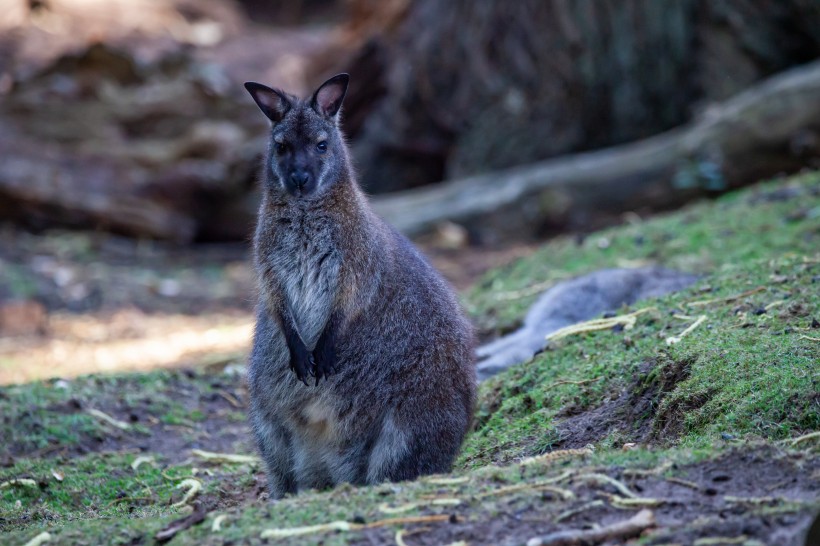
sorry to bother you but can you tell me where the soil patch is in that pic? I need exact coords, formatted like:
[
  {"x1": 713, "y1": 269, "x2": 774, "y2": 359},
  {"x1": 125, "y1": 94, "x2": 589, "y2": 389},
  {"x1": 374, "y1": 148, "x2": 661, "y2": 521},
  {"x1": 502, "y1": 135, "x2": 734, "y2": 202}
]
[
  {"x1": 349, "y1": 447, "x2": 819, "y2": 546},
  {"x1": 554, "y1": 355, "x2": 700, "y2": 448},
  {"x1": 4, "y1": 369, "x2": 254, "y2": 465}
]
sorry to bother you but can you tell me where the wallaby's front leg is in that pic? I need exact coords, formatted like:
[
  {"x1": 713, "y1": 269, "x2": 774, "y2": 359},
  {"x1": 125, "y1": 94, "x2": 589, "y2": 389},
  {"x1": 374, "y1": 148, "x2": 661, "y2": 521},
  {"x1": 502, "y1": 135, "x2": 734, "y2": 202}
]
[
  {"x1": 279, "y1": 309, "x2": 315, "y2": 385},
  {"x1": 312, "y1": 311, "x2": 341, "y2": 384}
]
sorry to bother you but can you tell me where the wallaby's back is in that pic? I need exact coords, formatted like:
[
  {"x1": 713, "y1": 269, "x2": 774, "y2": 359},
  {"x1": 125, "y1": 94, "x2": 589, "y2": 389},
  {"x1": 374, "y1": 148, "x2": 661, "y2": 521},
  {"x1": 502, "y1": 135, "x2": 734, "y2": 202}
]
[{"x1": 244, "y1": 74, "x2": 476, "y2": 497}]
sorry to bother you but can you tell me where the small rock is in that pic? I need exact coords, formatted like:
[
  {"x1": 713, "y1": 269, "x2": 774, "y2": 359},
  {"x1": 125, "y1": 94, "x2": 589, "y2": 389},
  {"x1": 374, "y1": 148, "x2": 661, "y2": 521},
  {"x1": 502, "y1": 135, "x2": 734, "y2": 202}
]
[{"x1": 811, "y1": 317, "x2": 819, "y2": 329}]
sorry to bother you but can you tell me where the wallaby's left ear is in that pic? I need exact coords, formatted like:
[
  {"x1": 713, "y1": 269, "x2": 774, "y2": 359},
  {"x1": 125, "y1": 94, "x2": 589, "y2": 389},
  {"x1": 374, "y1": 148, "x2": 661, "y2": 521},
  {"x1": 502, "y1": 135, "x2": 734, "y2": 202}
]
[
  {"x1": 311, "y1": 73, "x2": 349, "y2": 120},
  {"x1": 244, "y1": 82, "x2": 292, "y2": 123}
]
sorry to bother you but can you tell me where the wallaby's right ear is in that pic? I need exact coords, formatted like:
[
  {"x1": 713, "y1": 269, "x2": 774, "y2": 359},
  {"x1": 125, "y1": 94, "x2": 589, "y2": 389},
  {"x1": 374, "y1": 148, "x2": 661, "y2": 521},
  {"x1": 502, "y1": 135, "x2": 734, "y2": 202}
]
[{"x1": 244, "y1": 82, "x2": 291, "y2": 123}]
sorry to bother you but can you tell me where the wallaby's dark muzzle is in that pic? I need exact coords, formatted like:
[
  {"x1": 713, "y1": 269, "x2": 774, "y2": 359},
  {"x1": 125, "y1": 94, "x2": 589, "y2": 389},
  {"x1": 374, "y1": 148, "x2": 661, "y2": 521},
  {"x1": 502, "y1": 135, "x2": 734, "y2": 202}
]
[{"x1": 287, "y1": 169, "x2": 314, "y2": 195}]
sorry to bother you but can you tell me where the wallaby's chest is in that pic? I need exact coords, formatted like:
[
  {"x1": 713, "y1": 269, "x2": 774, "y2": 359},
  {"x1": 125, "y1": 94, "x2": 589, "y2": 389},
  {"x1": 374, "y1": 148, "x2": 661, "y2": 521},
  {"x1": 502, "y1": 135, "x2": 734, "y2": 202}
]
[{"x1": 260, "y1": 211, "x2": 341, "y2": 346}]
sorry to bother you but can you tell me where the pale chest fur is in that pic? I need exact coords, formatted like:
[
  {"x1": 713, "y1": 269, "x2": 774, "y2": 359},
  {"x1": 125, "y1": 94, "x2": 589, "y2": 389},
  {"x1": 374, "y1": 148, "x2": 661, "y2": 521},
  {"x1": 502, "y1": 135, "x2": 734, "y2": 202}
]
[{"x1": 257, "y1": 207, "x2": 341, "y2": 349}]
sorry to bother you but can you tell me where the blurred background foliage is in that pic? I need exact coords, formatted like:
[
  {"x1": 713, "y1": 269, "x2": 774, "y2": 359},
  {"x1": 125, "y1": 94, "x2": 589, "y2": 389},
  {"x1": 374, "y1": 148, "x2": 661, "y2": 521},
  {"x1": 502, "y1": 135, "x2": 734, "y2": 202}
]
[{"x1": 1, "y1": 0, "x2": 819, "y2": 241}]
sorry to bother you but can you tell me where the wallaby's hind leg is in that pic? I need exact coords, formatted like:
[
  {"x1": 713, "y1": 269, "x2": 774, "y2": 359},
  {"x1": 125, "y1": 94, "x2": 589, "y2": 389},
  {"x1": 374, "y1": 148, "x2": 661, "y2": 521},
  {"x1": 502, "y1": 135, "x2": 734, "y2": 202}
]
[
  {"x1": 292, "y1": 442, "x2": 335, "y2": 492},
  {"x1": 251, "y1": 415, "x2": 297, "y2": 499},
  {"x1": 365, "y1": 414, "x2": 462, "y2": 485}
]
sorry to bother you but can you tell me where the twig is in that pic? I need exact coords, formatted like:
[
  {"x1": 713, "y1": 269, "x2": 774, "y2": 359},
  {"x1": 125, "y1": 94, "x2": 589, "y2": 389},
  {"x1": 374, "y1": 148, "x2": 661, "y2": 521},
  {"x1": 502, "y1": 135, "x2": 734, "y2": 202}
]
[
  {"x1": 546, "y1": 308, "x2": 656, "y2": 341},
  {"x1": 260, "y1": 514, "x2": 456, "y2": 539},
  {"x1": 0, "y1": 478, "x2": 38, "y2": 489},
  {"x1": 609, "y1": 495, "x2": 664, "y2": 508},
  {"x1": 21, "y1": 532, "x2": 52, "y2": 546},
  {"x1": 365, "y1": 515, "x2": 457, "y2": 529},
  {"x1": 191, "y1": 449, "x2": 260, "y2": 464},
  {"x1": 787, "y1": 430, "x2": 820, "y2": 446},
  {"x1": 426, "y1": 476, "x2": 470, "y2": 485},
  {"x1": 526, "y1": 508, "x2": 655, "y2": 546},
  {"x1": 724, "y1": 495, "x2": 785, "y2": 505},
  {"x1": 86, "y1": 408, "x2": 132, "y2": 430},
  {"x1": 693, "y1": 537, "x2": 748, "y2": 545},
  {"x1": 171, "y1": 478, "x2": 202, "y2": 508},
  {"x1": 261, "y1": 521, "x2": 355, "y2": 538},
  {"x1": 216, "y1": 390, "x2": 243, "y2": 408},
  {"x1": 379, "y1": 498, "x2": 461, "y2": 514},
  {"x1": 798, "y1": 334, "x2": 820, "y2": 342},
  {"x1": 131, "y1": 455, "x2": 155, "y2": 471},
  {"x1": 553, "y1": 500, "x2": 605, "y2": 523},
  {"x1": 576, "y1": 473, "x2": 637, "y2": 498},
  {"x1": 394, "y1": 527, "x2": 431, "y2": 546},
  {"x1": 687, "y1": 287, "x2": 765, "y2": 307},
  {"x1": 155, "y1": 502, "x2": 207, "y2": 543},
  {"x1": 665, "y1": 314, "x2": 706, "y2": 345},
  {"x1": 665, "y1": 477, "x2": 700, "y2": 490},
  {"x1": 211, "y1": 514, "x2": 227, "y2": 532}
]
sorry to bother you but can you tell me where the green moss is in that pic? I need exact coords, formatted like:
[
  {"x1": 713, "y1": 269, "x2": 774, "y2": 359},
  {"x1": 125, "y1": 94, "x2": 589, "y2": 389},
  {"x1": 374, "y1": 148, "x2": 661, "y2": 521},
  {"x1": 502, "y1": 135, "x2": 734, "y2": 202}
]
[
  {"x1": 0, "y1": 369, "x2": 246, "y2": 460},
  {"x1": 461, "y1": 173, "x2": 819, "y2": 467}
]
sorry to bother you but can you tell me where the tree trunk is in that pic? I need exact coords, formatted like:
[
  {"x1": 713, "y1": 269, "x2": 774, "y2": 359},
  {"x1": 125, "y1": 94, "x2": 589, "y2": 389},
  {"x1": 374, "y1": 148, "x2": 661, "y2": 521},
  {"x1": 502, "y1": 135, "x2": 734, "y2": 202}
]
[{"x1": 340, "y1": 0, "x2": 820, "y2": 193}]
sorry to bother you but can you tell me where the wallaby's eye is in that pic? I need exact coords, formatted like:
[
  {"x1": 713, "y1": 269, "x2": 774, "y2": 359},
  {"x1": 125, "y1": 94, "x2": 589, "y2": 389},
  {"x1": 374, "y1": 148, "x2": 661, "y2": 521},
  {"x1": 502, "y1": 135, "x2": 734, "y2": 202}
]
[
  {"x1": 275, "y1": 142, "x2": 287, "y2": 154},
  {"x1": 316, "y1": 141, "x2": 328, "y2": 154}
]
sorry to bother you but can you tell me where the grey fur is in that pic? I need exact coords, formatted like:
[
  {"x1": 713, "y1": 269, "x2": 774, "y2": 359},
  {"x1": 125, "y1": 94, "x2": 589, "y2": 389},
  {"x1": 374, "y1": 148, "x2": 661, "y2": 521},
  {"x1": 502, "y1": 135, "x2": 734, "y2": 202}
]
[
  {"x1": 245, "y1": 75, "x2": 476, "y2": 498},
  {"x1": 476, "y1": 267, "x2": 699, "y2": 381}
]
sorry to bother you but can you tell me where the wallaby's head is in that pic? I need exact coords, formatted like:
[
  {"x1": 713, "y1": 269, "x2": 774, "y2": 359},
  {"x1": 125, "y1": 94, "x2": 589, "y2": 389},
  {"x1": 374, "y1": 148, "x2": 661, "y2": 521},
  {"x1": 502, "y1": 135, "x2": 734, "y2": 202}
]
[{"x1": 244, "y1": 74, "x2": 350, "y2": 199}]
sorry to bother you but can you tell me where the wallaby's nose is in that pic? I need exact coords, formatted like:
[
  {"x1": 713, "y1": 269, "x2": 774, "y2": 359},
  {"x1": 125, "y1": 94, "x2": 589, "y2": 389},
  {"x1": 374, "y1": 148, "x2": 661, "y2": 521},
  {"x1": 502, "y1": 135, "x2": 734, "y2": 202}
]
[{"x1": 289, "y1": 170, "x2": 311, "y2": 189}]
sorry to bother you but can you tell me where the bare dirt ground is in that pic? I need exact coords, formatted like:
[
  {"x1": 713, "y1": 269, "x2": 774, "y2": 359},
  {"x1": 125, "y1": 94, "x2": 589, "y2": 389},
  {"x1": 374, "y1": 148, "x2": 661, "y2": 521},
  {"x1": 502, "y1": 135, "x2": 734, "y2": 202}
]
[{"x1": 0, "y1": 224, "x2": 533, "y2": 384}]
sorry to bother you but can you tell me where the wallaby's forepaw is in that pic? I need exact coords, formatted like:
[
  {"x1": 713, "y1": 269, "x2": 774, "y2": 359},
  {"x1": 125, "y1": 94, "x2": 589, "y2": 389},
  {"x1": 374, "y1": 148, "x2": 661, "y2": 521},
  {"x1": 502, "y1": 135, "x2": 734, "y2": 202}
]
[
  {"x1": 281, "y1": 309, "x2": 316, "y2": 386},
  {"x1": 312, "y1": 312, "x2": 340, "y2": 385},
  {"x1": 289, "y1": 344, "x2": 315, "y2": 386}
]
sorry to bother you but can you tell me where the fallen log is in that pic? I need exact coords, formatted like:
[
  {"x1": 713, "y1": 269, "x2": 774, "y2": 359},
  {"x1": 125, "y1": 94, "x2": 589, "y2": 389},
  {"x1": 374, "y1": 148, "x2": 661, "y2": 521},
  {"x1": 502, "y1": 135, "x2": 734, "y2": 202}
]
[{"x1": 372, "y1": 60, "x2": 820, "y2": 242}]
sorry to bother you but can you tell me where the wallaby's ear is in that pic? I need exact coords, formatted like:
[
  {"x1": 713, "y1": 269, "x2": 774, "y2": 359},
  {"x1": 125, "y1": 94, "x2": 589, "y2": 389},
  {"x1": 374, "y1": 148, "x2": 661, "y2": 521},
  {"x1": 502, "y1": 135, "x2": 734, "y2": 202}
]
[
  {"x1": 244, "y1": 82, "x2": 291, "y2": 123},
  {"x1": 311, "y1": 73, "x2": 349, "y2": 120}
]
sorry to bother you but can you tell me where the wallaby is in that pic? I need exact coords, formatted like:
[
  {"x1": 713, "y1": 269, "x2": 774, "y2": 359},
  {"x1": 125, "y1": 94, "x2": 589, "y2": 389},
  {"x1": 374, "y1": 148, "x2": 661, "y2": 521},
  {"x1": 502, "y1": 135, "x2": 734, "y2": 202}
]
[{"x1": 243, "y1": 74, "x2": 476, "y2": 498}]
